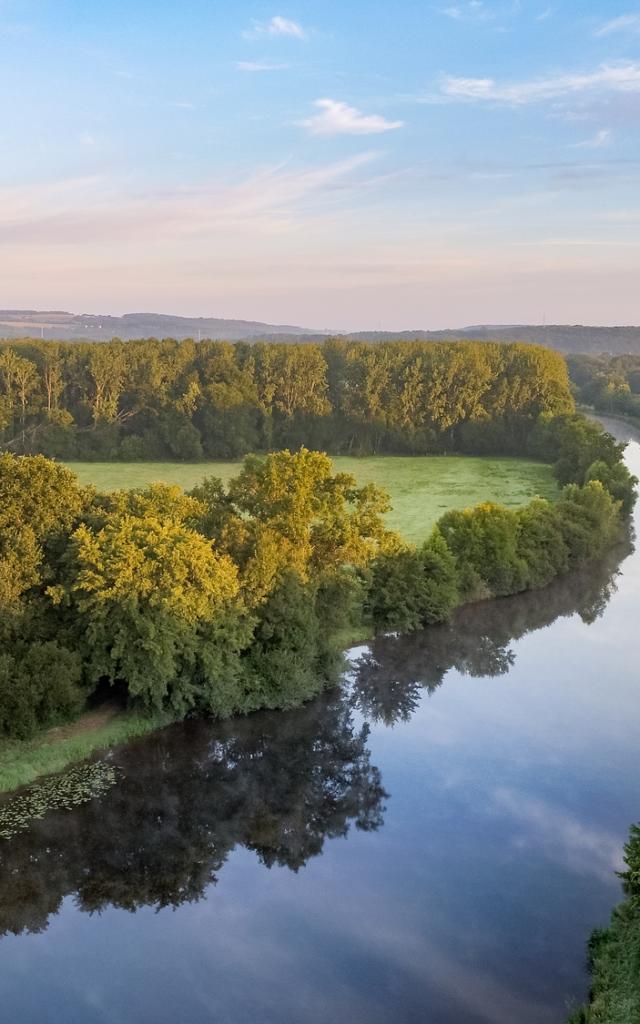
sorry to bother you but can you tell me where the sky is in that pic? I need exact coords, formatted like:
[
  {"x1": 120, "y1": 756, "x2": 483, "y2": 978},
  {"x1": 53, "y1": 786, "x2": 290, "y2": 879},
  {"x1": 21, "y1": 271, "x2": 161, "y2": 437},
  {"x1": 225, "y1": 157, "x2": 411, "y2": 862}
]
[{"x1": 1, "y1": 1, "x2": 640, "y2": 330}]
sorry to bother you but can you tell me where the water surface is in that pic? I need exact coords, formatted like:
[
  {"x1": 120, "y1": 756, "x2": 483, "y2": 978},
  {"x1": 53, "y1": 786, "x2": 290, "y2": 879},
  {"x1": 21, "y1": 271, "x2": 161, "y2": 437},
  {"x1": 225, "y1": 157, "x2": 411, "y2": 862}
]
[{"x1": 1, "y1": 424, "x2": 639, "y2": 1024}]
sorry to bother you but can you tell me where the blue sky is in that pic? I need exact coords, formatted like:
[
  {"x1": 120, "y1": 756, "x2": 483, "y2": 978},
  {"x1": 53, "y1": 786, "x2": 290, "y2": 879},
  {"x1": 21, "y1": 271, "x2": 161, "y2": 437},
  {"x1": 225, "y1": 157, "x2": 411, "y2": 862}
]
[{"x1": 2, "y1": 0, "x2": 640, "y2": 329}]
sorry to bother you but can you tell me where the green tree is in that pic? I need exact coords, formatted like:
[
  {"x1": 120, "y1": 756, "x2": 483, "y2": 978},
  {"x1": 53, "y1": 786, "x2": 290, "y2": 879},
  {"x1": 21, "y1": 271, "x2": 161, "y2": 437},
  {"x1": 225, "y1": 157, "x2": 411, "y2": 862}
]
[{"x1": 64, "y1": 512, "x2": 240, "y2": 712}]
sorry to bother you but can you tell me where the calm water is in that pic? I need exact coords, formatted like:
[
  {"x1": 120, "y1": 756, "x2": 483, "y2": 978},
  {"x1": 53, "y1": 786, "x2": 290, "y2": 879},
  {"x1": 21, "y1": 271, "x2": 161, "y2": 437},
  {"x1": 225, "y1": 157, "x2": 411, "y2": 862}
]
[{"x1": 1, "y1": 423, "x2": 639, "y2": 1024}]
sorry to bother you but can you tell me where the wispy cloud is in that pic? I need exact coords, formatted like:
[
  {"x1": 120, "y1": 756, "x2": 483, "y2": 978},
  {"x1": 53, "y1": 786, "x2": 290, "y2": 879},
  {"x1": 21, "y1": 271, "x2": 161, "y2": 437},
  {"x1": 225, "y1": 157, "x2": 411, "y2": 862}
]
[
  {"x1": 244, "y1": 15, "x2": 306, "y2": 40},
  {"x1": 492, "y1": 787, "x2": 624, "y2": 883},
  {"x1": 0, "y1": 154, "x2": 380, "y2": 247},
  {"x1": 571, "y1": 128, "x2": 612, "y2": 149},
  {"x1": 595, "y1": 13, "x2": 640, "y2": 37},
  {"x1": 299, "y1": 99, "x2": 403, "y2": 136},
  {"x1": 536, "y1": 5, "x2": 553, "y2": 20},
  {"x1": 236, "y1": 60, "x2": 290, "y2": 72},
  {"x1": 438, "y1": 1, "x2": 492, "y2": 22},
  {"x1": 440, "y1": 62, "x2": 640, "y2": 104}
]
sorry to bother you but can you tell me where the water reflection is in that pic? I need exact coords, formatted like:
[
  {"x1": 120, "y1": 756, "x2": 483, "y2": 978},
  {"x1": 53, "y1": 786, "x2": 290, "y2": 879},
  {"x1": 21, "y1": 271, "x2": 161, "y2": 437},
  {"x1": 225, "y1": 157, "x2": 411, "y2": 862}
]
[
  {"x1": 350, "y1": 538, "x2": 630, "y2": 726},
  {"x1": 0, "y1": 524, "x2": 631, "y2": 941},
  {"x1": 0, "y1": 692, "x2": 386, "y2": 937}
]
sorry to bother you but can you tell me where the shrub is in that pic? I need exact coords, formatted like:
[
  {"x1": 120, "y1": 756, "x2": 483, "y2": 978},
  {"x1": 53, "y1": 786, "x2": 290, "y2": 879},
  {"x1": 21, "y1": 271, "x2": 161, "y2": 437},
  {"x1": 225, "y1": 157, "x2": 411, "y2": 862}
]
[
  {"x1": 437, "y1": 502, "x2": 527, "y2": 599},
  {"x1": 0, "y1": 642, "x2": 84, "y2": 739},
  {"x1": 368, "y1": 530, "x2": 459, "y2": 632}
]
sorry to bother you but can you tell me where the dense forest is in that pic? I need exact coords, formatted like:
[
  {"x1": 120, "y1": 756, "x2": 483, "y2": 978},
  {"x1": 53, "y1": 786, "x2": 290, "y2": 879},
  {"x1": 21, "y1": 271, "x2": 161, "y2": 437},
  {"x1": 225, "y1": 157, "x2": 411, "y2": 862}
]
[
  {"x1": 568, "y1": 353, "x2": 640, "y2": 423},
  {"x1": 0, "y1": 406, "x2": 635, "y2": 742},
  {"x1": 0, "y1": 338, "x2": 572, "y2": 459}
]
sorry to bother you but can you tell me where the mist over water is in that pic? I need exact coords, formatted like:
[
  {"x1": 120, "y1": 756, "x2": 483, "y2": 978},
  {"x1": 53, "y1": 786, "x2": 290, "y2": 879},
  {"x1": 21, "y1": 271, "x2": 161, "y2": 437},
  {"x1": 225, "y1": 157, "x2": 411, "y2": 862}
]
[{"x1": 1, "y1": 423, "x2": 639, "y2": 1024}]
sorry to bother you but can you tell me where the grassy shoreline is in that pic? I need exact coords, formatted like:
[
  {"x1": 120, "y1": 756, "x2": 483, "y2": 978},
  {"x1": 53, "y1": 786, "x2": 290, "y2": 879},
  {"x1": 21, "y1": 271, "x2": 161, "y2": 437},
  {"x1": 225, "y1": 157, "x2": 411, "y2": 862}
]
[{"x1": 0, "y1": 709, "x2": 173, "y2": 795}]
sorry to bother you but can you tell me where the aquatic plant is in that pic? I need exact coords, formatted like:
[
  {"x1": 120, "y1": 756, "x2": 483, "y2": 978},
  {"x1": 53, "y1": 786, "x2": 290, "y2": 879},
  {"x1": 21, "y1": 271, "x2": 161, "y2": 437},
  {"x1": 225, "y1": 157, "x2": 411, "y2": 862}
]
[{"x1": 0, "y1": 761, "x2": 118, "y2": 840}]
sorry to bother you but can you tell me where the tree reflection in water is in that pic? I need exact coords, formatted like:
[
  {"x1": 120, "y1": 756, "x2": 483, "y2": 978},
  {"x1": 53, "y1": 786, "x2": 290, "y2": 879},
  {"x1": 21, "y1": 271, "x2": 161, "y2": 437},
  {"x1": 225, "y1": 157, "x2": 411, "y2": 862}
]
[
  {"x1": 348, "y1": 536, "x2": 630, "y2": 726},
  {"x1": 0, "y1": 692, "x2": 386, "y2": 937},
  {"x1": 0, "y1": 534, "x2": 630, "y2": 940}
]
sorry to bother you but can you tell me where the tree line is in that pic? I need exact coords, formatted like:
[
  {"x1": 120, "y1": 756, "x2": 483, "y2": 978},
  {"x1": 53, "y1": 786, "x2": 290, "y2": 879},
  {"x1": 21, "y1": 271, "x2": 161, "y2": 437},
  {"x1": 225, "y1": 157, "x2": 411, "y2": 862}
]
[
  {"x1": 568, "y1": 353, "x2": 640, "y2": 424},
  {"x1": 0, "y1": 337, "x2": 573, "y2": 458},
  {"x1": 0, "y1": 407, "x2": 635, "y2": 741}
]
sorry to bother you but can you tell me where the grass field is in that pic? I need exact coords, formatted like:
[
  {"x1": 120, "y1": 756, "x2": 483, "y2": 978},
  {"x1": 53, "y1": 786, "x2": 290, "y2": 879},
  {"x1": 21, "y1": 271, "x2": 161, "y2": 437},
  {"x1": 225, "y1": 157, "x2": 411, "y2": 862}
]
[{"x1": 67, "y1": 455, "x2": 558, "y2": 544}]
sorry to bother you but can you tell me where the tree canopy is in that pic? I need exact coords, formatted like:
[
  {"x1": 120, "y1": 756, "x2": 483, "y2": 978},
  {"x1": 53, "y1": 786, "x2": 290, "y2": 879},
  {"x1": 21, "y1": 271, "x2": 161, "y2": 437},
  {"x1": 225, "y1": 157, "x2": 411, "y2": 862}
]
[{"x1": 0, "y1": 337, "x2": 573, "y2": 459}]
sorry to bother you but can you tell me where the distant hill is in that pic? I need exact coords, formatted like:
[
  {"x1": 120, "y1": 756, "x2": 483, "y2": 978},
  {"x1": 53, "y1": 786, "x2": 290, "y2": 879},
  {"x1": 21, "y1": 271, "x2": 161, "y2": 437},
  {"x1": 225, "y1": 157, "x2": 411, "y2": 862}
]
[
  {"x1": 0, "y1": 310, "x2": 318, "y2": 342},
  {"x1": 331, "y1": 325, "x2": 640, "y2": 355},
  {"x1": 2, "y1": 310, "x2": 640, "y2": 354}
]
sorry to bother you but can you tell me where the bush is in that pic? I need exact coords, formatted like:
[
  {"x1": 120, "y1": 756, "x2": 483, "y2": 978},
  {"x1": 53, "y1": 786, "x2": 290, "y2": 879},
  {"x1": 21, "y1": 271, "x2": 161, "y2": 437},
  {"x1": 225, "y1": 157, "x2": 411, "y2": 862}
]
[
  {"x1": 240, "y1": 572, "x2": 339, "y2": 713},
  {"x1": 516, "y1": 499, "x2": 569, "y2": 588},
  {"x1": 530, "y1": 414, "x2": 625, "y2": 486},
  {"x1": 437, "y1": 502, "x2": 526, "y2": 599},
  {"x1": 368, "y1": 530, "x2": 459, "y2": 632},
  {"x1": 554, "y1": 481, "x2": 620, "y2": 566},
  {"x1": 586, "y1": 460, "x2": 637, "y2": 518},
  {"x1": 0, "y1": 642, "x2": 84, "y2": 739}
]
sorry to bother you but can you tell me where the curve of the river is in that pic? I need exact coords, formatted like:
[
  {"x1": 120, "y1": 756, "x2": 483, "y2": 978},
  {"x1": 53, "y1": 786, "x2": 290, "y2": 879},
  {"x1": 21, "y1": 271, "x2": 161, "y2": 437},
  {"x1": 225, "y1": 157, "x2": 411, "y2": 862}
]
[{"x1": 0, "y1": 420, "x2": 639, "y2": 1024}]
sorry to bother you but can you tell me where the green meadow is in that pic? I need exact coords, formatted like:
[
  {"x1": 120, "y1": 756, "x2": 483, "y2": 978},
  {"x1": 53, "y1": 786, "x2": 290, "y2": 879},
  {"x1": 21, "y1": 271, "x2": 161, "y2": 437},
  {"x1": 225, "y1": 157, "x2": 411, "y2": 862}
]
[{"x1": 66, "y1": 455, "x2": 558, "y2": 544}]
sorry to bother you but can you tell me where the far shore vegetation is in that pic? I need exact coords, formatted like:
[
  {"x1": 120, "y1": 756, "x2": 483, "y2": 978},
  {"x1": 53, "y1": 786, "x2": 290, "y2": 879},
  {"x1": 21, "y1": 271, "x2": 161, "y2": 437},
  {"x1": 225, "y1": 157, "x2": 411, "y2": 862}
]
[{"x1": 0, "y1": 339, "x2": 636, "y2": 797}]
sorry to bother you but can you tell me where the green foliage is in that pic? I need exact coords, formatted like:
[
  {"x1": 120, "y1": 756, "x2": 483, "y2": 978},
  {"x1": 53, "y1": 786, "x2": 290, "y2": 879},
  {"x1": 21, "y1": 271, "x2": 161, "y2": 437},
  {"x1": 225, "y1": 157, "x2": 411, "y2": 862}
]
[
  {"x1": 63, "y1": 511, "x2": 240, "y2": 712},
  {"x1": 367, "y1": 530, "x2": 459, "y2": 632},
  {"x1": 568, "y1": 352, "x2": 640, "y2": 422},
  {"x1": 530, "y1": 414, "x2": 626, "y2": 486},
  {"x1": 0, "y1": 454, "x2": 90, "y2": 640},
  {"x1": 554, "y1": 481, "x2": 620, "y2": 566},
  {"x1": 620, "y1": 824, "x2": 640, "y2": 904},
  {"x1": 586, "y1": 460, "x2": 637, "y2": 518},
  {"x1": 516, "y1": 499, "x2": 569, "y2": 588},
  {"x1": 0, "y1": 401, "x2": 633, "y2": 763},
  {"x1": 0, "y1": 337, "x2": 573, "y2": 459},
  {"x1": 226, "y1": 448, "x2": 395, "y2": 581},
  {"x1": 0, "y1": 642, "x2": 83, "y2": 739},
  {"x1": 240, "y1": 572, "x2": 340, "y2": 713},
  {"x1": 568, "y1": 824, "x2": 640, "y2": 1024},
  {"x1": 437, "y1": 502, "x2": 526, "y2": 599}
]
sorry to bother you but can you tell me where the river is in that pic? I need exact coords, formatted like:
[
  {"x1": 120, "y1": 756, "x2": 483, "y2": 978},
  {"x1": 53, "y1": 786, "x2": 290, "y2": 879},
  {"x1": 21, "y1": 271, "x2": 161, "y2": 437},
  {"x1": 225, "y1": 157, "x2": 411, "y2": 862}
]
[{"x1": 0, "y1": 421, "x2": 638, "y2": 1024}]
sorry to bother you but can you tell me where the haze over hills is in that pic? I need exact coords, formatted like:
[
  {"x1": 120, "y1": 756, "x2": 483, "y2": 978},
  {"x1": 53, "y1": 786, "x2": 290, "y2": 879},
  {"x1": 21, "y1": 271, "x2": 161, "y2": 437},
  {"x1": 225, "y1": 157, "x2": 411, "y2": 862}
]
[
  {"x1": 2, "y1": 310, "x2": 640, "y2": 355},
  {"x1": 0, "y1": 310, "x2": 318, "y2": 342}
]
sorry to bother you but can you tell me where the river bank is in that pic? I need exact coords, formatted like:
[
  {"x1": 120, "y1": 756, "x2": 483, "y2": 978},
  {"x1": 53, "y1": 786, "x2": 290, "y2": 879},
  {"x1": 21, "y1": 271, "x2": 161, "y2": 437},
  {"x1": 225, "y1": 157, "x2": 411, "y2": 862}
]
[
  {"x1": 0, "y1": 708, "x2": 173, "y2": 794},
  {"x1": 1, "y1": 414, "x2": 635, "y2": 796},
  {"x1": 1, "y1": 448, "x2": 639, "y2": 1022}
]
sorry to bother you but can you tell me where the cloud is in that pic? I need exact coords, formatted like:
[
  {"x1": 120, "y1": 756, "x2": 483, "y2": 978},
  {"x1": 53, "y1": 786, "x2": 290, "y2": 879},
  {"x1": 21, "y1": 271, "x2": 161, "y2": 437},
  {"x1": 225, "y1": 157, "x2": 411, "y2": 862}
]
[
  {"x1": 299, "y1": 99, "x2": 403, "y2": 136},
  {"x1": 244, "y1": 15, "x2": 306, "y2": 39},
  {"x1": 0, "y1": 154, "x2": 380, "y2": 248},
  {"x1": 440, "y1": 62, "x2": 640, "y2": 104},
  {"x1": 536, "y1": 5, "x2": 553, "y2": 20},
  {"x1": 571, "y1": 128, "x2": 612, "y2": 149},
  {"x1": 438, "y1": 1, "x2": 491, "y2": 21},
  {"x1": 236, "y1": 60, "x2": 290, "y2": 72},
  {"x1": 595, "y1": 14, "x2": 640, "y2": 37},
  {"x1": 491, "y1": 787, "x2": 624, "y2": 883},
  {"x1": 437, "y1": 1, "x2": 525, "y2": 24},
  {"x1": 268, "y1": 15, "x2": 304, "y2": 37}
]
